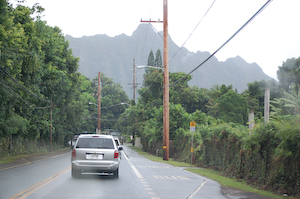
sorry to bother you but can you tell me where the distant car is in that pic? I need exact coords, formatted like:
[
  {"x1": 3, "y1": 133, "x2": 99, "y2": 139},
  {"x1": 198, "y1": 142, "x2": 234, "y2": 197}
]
[
  {"x1": 113, "y1": 137, "x2": 120, "y2": 146},
  {"x1": 72, "y1": 135, "x2": 79, "y2": 146},
  {"x1": 71, "y1": 134, "x2": 123, "y2": 178},
  {"x1": 113, "y1": 137, "x2": 122, "y2": 158}
]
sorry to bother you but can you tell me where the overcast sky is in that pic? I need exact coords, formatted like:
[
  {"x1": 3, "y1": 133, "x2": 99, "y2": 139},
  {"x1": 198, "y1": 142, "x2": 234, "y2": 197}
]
[{"x1": 12, "y1": 0, "x2": 300, "y2": 80}]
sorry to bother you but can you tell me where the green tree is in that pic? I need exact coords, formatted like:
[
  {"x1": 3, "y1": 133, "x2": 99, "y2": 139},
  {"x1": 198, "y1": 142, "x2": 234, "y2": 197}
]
[
  {"x1": 277, "y1": 57, "x2": 300, "y2": 93},
  {"x1": 154, "y1": 49, "x2": 162, "y2": 68},
  {"x1": 146, "y1": 50, "x2": 155, "y2": 73},
  {"x1": 279, "y1": 87, "x2": 300, "y2": 115},
  {"x1": 89, "y1": 73, "x2": 129, "y2": 131},
  {"x1": 185, "y1": 86, "x2": 210, "y2": 113},
  {"x1": 244, "y1": 79, "x2": 281, "y2": 120},
  {"x1": 207, "y1": 85, "x2": 248, "y2": 125},
  {"x1": 168, "y1": 72, "x2": 209, "y2": 113},
  {"x1": 218, "y1": 90, "x2": 248, "y2": 125},
  {"x1": 138, "y1": 70, "x2": 163, "y2": 106},
  {"x1": 0, "y1": 2, "x2": 86, "y2": 152}
]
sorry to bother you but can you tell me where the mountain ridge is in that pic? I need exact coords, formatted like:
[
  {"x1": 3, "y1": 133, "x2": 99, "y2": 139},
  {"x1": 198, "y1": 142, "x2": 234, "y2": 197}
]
[{"x1": 66, "y1": 24, "x2": 272, "y2": 98}]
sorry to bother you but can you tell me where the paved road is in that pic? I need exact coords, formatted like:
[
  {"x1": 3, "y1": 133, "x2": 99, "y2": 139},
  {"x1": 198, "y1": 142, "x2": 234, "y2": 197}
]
[{"x1": 0, "y1": 144, "x2": 271, "y2": 199}]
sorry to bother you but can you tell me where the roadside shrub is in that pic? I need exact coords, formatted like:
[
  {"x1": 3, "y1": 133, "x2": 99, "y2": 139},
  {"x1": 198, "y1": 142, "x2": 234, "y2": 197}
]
[{"x1": 195, "y1": 118, "x2": 300, "y2": 196}]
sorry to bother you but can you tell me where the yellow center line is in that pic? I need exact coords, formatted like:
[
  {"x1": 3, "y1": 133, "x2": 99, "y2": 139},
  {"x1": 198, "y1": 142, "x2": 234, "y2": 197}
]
[{"x1": 10, "y1": 166, "x2": 71, "y2": 199}]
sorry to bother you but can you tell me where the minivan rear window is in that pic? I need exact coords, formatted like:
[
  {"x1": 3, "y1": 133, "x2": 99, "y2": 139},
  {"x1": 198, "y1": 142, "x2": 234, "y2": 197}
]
[{"x1": 76, "y1": 138, "x2": 114, "y2": 149}]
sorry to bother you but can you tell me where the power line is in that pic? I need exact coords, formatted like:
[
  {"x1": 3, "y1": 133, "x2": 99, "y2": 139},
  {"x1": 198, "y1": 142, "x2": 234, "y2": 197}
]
[
  {"x1": 0, "y1": 66, "x2": 50, "y2": 103},
  {"x1": 1, "y1": 80, "x2": 32, "y2": 107},
  {"x1": 168, "y1": 0, "x2": 216, "y2": 66},
  {"x1": 138, "y1": 72, "x2": 162, "y2": 98},
  {"x1": 101, "y1": 102, "x2": 131, "y2": 109},
  {"x1": 137, "y1": 1, "x2": 216, "y2": 99},
  {"x1": 166, "y1": 0, "x2": 273, "y2": 89},
  {"x1": 89, "y1": 116, "x2": 128, "y2": 122},
  {"x1": 149, "y1": 22, "x2": 163, "y2": 39},
  {"x1": 135, "y1": 24, "x2": 150, "y2": 65},
  {"x1": 0, "y1": 80, "x2": 50, "y2": 109}
]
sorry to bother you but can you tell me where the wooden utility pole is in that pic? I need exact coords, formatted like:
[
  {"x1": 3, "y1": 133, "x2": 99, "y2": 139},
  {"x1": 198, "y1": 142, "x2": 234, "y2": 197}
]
[
  {"x1": 163, "y1": 0, "x2": 169, "y2": 161},
  {"x1": 133, "y1": 59, "x2": 136, "y2": 145},
  {"x1": 128, "y1": 58, "x2": 140, "y2": 103},
  {"x1": 133, "y1": 58, "x2": 136, "y2": 101},
  {"x1": 98, "y1": 72, "x2": 101, "y2": 132},
  {"x1": 140, "y1": 0, "x2": 169, "y2": 160},
  {"x1": 249, "y1": 111, "x2": 254, "y2": 135},
  {"x1": 50, "y1": 99, "x2": 53, "y2": 151},
  {"x1": 264, "y1": 88, "x2": 270, "y2": 122}
]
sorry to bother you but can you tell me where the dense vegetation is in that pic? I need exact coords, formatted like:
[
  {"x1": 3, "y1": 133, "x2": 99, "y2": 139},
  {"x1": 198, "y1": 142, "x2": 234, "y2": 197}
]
[
  {"x1": 116, "y1": 49, "x2": 300, "y2": 196},
  {"x1": 1, "y1": 1, "x2": 300, "y2": 196},
  {"x1": 0, "y1": 1, "x2": 128, "y2": 154}
]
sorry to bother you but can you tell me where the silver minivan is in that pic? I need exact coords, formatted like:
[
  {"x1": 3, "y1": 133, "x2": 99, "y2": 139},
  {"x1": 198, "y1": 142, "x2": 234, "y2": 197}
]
[{"x1": 71, "y1": 134, "x2": 122, "y2": 178}]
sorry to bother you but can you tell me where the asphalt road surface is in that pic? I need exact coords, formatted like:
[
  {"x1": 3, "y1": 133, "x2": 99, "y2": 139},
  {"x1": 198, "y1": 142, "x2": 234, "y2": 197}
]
[{"x1": 0, "y1": 144, "x2": 271, "y2": 199}]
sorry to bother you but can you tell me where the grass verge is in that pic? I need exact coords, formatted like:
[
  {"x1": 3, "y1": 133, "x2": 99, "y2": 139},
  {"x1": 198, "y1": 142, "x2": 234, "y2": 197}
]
[
  {"x1": 0, "y1": 147, "x2": 71, "y2": 164},
  {"x1": 130, "y1": 146, "x2": 290, "y2": 199},
  {"x1": 0, "y1": 156, "x2": 22, "y2": 164},
  {"x1": 186, "y1": 168, "x2": 286, "y2": 199}
]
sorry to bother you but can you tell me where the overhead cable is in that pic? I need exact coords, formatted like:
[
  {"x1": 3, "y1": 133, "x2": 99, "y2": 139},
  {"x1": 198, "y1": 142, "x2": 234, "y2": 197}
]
[
  {"x1": 168, "y1": 0, "x2": 216, "y2": 66},
  {"x1": 1, "y1": 80, "x2": 51, "y2": 109},
  {"x1": 100, "y1": 102, "x2": 131, "y2": 109},
  {"x1": 1, "y1": 80, "x2": 32, "y2": 107},
  {"x1": 165, "y1": 0, "x2": 273, "y2": 89},
  {"x1": 149, "y1": 22, "x2": 163, "y2": 39},
  {"x1": 89, "y1": 116, "x2": 128, "y2": 121},
  {"x1": 0, "y1": 66, "x2": 50, "y2": 103},
  {"x1": 137, "y1": 1, "x2": 216, "y2": 98},
  {"x1": 137, "y1": 72, "x2": 162, "y2": 98}
]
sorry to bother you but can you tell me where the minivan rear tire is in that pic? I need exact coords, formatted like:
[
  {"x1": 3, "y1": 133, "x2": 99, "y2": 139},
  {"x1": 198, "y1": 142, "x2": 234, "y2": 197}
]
[
  {"x1": 113, "y1": 168, "x2": 119, "y2": 179},
  {"x1": 72, "y1": 168, "x2": 80, "y2": 178}
]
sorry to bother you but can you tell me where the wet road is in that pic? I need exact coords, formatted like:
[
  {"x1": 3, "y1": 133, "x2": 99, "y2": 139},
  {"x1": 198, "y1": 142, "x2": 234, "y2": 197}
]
[{"x1": 0, "y1": 144, "x2": 226, "y2": 199}]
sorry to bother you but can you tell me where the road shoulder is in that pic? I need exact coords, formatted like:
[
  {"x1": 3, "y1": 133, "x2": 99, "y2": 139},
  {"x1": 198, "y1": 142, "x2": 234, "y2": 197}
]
[
  {"x1": 0, "y1": 148, "x2": 71, "y2": 172},
  {"x1": 221, "y1": 186, "x2": 272, "y2": 199}
]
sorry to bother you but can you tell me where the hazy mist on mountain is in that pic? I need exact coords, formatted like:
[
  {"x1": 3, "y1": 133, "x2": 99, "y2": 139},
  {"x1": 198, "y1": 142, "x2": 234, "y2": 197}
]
[{"x1": 66, "y1": 24, "x2": 272, "y2": 99}]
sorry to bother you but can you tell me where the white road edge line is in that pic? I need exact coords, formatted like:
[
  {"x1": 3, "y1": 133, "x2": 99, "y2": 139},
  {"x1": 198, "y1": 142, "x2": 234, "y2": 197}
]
[
  {"x1": 182, "y1": 168, "x2": 208, "y2": 199},
  {"x1": 186, "y1": 179, "x2": 206, "y2": 199},
  {"x1": 124, "y1": 152, "x2": 143, "y2": 179}
]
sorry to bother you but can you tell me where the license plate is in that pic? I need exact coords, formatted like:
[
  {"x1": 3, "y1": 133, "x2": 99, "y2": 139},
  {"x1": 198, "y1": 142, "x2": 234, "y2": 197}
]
[{"x1": 86, "y1": 154, "x2": 103, "y2": 159}]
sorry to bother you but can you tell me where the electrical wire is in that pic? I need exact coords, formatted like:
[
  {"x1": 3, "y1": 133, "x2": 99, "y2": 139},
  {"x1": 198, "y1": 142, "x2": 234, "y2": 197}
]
[
  {"x1": 149, "y1": 22, "x2": 163, "y2": 39},
  {"x1": 132, "y1": 22, "x2": 163, "y2": 98},
  {"x1": 137, "y1": 24, "x2": 150, "y2": 65},
  {"x1": 133, "y1": 23, "x2": 142, "y2": 60},
  {"x1": 0, "y1": 80, "x2": 51, "y2": 109},
  {"x1": 138, "y1": 72, "x2": 162, "y2": 98},
  {"x1": 168, "y1": 0, "x2": 216, "y2": 66},
  {"x1": 137, "y1": 1, "x2": 215, "y2": 99},
  {"x1": 101, "y1": 102, "x2": 131, "y2": 109},
  {"x1": 0, "y1": 66, "x2": 50, "y2": 103},
  {"x1": 1, "y1": 80, "x2": 32, "y2": 107},
  {"x1": 89, "y1": 116, "x2": 128, "y2": 121},
  {"x1": 165, "y1": 0, "x2": 273, "y2": 89}
]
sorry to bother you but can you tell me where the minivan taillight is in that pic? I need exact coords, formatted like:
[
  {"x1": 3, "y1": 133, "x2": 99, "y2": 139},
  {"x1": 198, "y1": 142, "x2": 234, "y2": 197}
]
[
  {"x1": 114, "y1": 150, "x2": 119, "y2": 159},
  {"x1": 72, "y1": 149, "x2": 76, "y2": 158}
]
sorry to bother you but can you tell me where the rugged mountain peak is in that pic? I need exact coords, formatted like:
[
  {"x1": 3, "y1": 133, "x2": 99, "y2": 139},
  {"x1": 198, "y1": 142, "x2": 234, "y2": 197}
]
[{"x1": 66, "y1": 24, "x2": 272, "y2": 97}]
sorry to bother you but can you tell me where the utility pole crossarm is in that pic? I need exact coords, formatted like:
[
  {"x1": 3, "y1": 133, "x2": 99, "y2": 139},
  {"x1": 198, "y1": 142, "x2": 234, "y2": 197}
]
[{"x1": 141, "y1": 19, "x2": 163, "y2": 23}]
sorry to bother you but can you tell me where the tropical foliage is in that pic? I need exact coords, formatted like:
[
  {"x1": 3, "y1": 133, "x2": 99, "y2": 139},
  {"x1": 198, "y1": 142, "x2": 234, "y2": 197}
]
[
  {"x1": 116, "y1": 48, "x2": 300, "y2": 196},
  {"x1": 0, "y1": 1, "x2": 128, "y2": 155},
  {"x1": 1, "y1": 1, "x2": 300, "y2": 196}
]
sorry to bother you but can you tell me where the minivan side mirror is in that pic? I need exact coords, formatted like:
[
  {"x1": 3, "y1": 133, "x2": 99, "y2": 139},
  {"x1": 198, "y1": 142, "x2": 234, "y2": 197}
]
[{"x1": 118, "y1": 146, "x2": 123, "y2": 151}]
